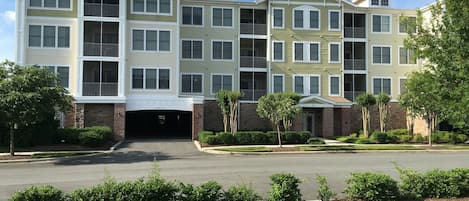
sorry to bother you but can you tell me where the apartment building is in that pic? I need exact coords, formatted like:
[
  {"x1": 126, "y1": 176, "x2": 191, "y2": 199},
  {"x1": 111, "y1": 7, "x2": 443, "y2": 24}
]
[{"x1": 15, "y1": 0, "x2": 421, "y2": 140}]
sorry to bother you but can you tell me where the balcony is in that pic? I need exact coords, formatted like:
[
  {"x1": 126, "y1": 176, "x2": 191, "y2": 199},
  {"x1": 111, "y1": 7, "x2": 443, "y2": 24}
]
[
  {"x1": 83, "y1": 82, "x2": 118, "y2": 96},
  {"x1": 240, "y1": 72, "x2": 266, "y2": 101},
  {"x1": 240, "y1": 23, "x2": 267, "y2": 35},
  {"x1": 344, "y1": 59, "x2": 366, "y2": 70},
  {"x1": 344, "y1": 27, "x2": 366, "y2": 38},
  {"x1": 240, "y1": 56, "x2": 266, "y2": 68},
  {"x1": 241, "y1": 89, "x2": 267, "y2": 101},
  {"x1": 84, "y1": 3, "x2": 119, "y2": 17},
  {"x1": 84, "y1": 42, "x2": 118, "y2": 57}
]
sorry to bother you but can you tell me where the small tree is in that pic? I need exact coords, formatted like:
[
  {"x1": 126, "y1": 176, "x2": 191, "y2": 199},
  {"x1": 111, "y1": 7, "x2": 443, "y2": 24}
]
[
  {"x1": 376, "y1": 93, "x2": 391, "y2": 132},
  {"x1": 279, "y1": 93, "x2": 302, "y2": 131},
  {"x1": 215, "y1": 90, "x2": 230, "y2": 133},
  {"x1": 356, "y1": 93, "x2": 376, "y2": 138},
  {"x1": 0, "y1": 61, "x2": 72, "y2": 156},
  {"x1": 227, "y1": 91, "x2": 243, "y2": 134},
  {"x1": 257, "y1": 93, "x2": 300, "y2": 148}
]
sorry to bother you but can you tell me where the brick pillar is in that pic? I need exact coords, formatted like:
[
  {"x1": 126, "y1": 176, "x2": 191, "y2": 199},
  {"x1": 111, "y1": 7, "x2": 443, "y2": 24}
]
[
  {"x1": 113, "y1": 103, "x2": 126, "y2": 141},
  {"x1": 63, "y1": 107, "x2": 75, "y2": 128},
  {"x1": 192, "y1": 104, "x2": 204, "y2": 140},
  {"x1": 322, "y1": 108, "x2": 334, "y2": 137},
  {"x1": 341, "y1": 108, "x2": 352, "y2": 136},
  {"x1": 74, "y1": 103, "x2": 85, "y2": 128}
]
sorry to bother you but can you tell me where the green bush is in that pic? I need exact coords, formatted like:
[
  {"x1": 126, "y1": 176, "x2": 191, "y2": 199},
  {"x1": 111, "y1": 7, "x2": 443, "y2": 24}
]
[
  {"x1": 337, "y1": 136, "x2": 358, "y2": 143},
  {"x1": 307, "y1": 138, "x2": 325, "y2": 145},
  {"x1": 235, "y1": 132, "x2": 253, "y2": 145},
  {"x1": 432, "y1": 131, "x2": 452, "y2": 143},
  {"x1": 87, "y1": 126, "x2": 112, "y2": 140},
  {"x1": 355, "y1": 138, "x2": 375, "y2": 144},
  {"x1": 56, "y1": 128, "x2": 81, "y2": 144},
  {"x1": 198, "y1": 131, "x2": 214, "y2": 143},
  {"x1": 412, "y1": 134, "x2": 425, "y2": 143},
  {"x1": 298, "y1": 131, "x2": 312, "y2": 144},
  {"x1": 456, "y1": 134, "x2": 468, "y2": 143},
  {"x1": 206, "y1": 136, "x2": 221, "y2": 145},
  {"x1": 224, "y1": 185, "x2": 261, "y2": 201},
  {"x1": 10, "y1": 185, "x2": 65, "y2": 201},
  {"x1": 251, "y1": 132, "x2": 274, "y2": 145},
  {"x1": 344, "y1": 172, "x2": 399, "y2": 201},
  {"x1": 316, "y1": 175, "x2": 336, "y2": 201},
  {"x1": 78, "y1": 130, "x2": 105, "y2": 147},
  {"x1": 194, "y1": 181, "x2": 224, "y2": 201},
  {"x1": 387, "y1": 129, "x2": 409, "y2": 136},
  {"x1": 371, "y1": 132, "x2": 388, "y2": 144},
  {"x1": 284, "y1": 132, "x2": 303, "y2": 144},
  {"x1": 268, "y1": 173, "x2": 301, "y2": 201},
  {"x1": 398, "y1": 135, "x2": 413, "y2": 143},
  {"x1": 216, "y1": 132, "x2": 236, "y2": 145}
]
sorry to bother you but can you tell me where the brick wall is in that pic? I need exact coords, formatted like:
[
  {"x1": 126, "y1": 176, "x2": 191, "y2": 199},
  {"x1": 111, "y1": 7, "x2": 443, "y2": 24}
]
[
  {"x1": 192, "y1": 104, "x2": 204, "y2": 140},
  {"x1": 84, "y1": 104, "x2": 114, "y2": 129},
  {"x1": 349, "y1": 102, "x2": 408, "y2": 134},
  {"x1": 239, "y1": 103, "x2": 272, "y2": 131},
  {"x1": 203, "y1": 100, "x2": 224, "y2": 131},
  {"x1": 113, "y1": 104, "x2": 126, "y2": 141}
]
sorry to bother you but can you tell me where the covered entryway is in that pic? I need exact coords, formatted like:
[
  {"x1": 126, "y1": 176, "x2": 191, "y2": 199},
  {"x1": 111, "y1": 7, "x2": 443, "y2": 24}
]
[{"x1": 126, "y1": 110, "x2": 192, "y2": 138}]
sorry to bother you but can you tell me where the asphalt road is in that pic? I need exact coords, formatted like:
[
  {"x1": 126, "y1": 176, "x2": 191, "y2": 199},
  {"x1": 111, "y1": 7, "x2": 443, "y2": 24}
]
[{"x1": 1, "y1": 139, "x2": 469, "y2": 200}]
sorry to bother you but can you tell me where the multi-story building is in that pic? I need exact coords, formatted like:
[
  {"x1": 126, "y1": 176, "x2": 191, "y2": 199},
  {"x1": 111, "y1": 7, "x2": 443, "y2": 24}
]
[{"x1": 15, "y1": 0, "x2": 422, "y2": 140}]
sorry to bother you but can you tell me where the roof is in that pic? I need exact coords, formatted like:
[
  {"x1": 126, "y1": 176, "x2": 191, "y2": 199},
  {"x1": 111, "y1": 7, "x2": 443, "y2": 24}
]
[{"x1": 298, "y1": 96, "x2": 353, "y2": 108}]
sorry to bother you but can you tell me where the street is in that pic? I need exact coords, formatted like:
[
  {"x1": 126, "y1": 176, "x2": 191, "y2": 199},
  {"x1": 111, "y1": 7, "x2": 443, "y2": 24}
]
[{"x1": 0, "y1": 139, "x2": 468, "y2": 200}]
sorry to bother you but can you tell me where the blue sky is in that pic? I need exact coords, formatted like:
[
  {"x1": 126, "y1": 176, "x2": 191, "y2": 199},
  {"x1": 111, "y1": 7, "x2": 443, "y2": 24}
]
[{"x1": 0, "y1": 0, "x2": 435, "y2": 62}]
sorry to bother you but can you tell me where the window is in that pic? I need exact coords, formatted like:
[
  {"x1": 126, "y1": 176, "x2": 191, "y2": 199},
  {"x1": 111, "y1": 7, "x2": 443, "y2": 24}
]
[
  {"x1": 329, "y1": 43, "x2": 340, "y2": 63},
  {"x1": 293, "y1": 7, "x2": 320, "y2": 30},
  {"x1": 399, "y1": 78, "x2": 407, "y2": 95},
  {"x1": 329, "y1": 76, "x2": 340, "y2": 96},
  {"x1": 181, "y1": 74, "x2": 202, "y2": 94},
  {"x1": 329, "y1": 10, "x2": 340, "y2": 31},
  {"x1": 373, "y1": 78, "x2": 391, "y2": 95},
  {"x1": 30, "y1": 0, "x2": 71, "y2": 9},
  {"x1": 212, "y1": 8, "x2": 233, "y2": 27},
  {"x1": 28, "y1": 25, "x2": 70, "y2": 48},
  {"x1": 132, "y1": 29, "x2": 171, "y2": 52},
  {"x1": 182, "y1": 40, "x2": 203, "y2": 59},
  {"x1": 372, "y1": 15, "x2": 391, "y2": 33},
  {"x1": 132, "y1": 0, "x2": 171, "y2": 15},
  {"x1": 272, "y1": 41, "x2": 284, "y2": 62},
  {"x1": 272, "y1": 8, "x2": 284, "y2": 28},
  {"x1": 45, "y1": 65, "x2": 69, "y2": 88},
  {"x1": 211, "y1": 74, "x2": 232, "y2": 94},
  {"x1": 399, "y1": 47, "x2": 416, "y2": 64},
  {"x1": 132, "y1": 67, "x2": 170, "y2": 90},
  {"x1": 293, "y1": 42, "x2": 320, "y2": 63},
  {"x1": 294, "y1": 75, "x2": 320, "y2": 95},
  {"x1": 371, "y1": 0, "x2": 389, "y2": 6},
  {"x1": 399, "y1": 16, "x2": 416, "y2": 33},
  {"x1": 212, "y1": 41, "x2": 232, "y2": 60},
  {"x1": 272, "y1": 74, "x2": 284, "y2": 93},
  {"x1": 182, "y1": 6, "x2": 203, "y2": 26},
  {"x1": 372, "y1": 46, "x2": 391, "y2": 64}
]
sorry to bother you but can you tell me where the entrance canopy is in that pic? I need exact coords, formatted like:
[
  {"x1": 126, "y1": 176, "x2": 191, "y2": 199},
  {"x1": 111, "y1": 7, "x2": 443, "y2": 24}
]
[{"x1": 298, "y1": 96, "x2": 353, "y2": 108}]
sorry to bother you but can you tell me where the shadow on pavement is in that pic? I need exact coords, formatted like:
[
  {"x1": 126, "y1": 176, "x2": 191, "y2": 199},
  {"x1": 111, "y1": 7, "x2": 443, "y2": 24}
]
[{"x1": 53, "y1": 151, "x2": 174, "y2": 165}]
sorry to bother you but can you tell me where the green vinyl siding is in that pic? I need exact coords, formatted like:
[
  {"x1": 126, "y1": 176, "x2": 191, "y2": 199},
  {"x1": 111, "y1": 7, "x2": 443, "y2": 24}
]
[{"x1": 127, "y1": 0, "x2": 177, "y2": 22}]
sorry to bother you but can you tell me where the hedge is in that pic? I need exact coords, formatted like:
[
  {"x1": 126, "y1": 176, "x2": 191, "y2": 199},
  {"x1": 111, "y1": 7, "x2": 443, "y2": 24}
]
[
  {"x1": 198, "y1": 131, "x2": 312, "y2": 145},
  {"x1": 56, "y1": 126, "x2": 113, "y2": 147}
]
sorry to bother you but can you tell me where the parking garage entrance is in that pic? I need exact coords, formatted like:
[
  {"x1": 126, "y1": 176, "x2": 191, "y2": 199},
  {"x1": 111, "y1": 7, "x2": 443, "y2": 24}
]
[{"x1": 125, "y1": 110, "x2": 192, "y2": 139}]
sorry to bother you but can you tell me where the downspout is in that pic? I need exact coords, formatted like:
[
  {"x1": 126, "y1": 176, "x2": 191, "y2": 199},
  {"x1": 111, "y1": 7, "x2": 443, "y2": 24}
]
[{"x1": 267, "y1": 0, "x2": 272, "y2": 95}]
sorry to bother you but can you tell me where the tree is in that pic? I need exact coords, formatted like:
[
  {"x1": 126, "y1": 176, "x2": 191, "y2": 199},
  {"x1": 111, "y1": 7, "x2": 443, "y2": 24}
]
[
  {"x1": 257, "y1": 93, "x2": 300, "y2": 148},
  {"x1": 356, "y1": 93, "x2": 376, "y2": 138},
  {"x1": 278, "y1": 93, "x2": 302, "y2": 131},
  {"x1": 0, "y1": 61, "x2": 72, "y2": 156},
  {"x1": 404, "y1": 0, "x2": 469, "y2": 132},
  {"x1": 376, "y1": 93, "x2": 391, "y2": 132},
  {"x1": 215, "y1": 90, "x2": 230, "y2": 133},
  {"x1": 227, "y1": 91, "x2": 243, "y2": 134},
  {"x1": 400, "y1": 71, "x2": 441, "y2": 146}
]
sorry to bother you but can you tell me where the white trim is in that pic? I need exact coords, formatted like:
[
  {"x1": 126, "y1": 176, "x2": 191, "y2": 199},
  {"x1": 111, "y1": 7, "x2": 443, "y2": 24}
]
[
  {"x1": 371, "y1": 14, "x2": 392, "y2": 34},
  {"x1": 371, "y1": 45, "x2": 392, "y2": 65},
  {"x1": 180, "y1": 38, "x2": 204, "y2": 61},
  {"x1": 272, "y1": 1, "x2": 340, "y2": 7},
  {"x1": 211, "y1": 6, "x2": 234, "y2": 28},
  {"x1": 328, "y1": 42, "x2": 341, "y2": 64},
  {"x1": 398, "y1": 77, "x2": 407, "y2": 95},
  {"x1": 127, "y1": 20, "x2": 178, "y2": 26},
  {"x1": 272, "y1": 40, "x2": 285, "y2": 62},
  {"x1": 27, "y1": 0, "x2": 73, "y2": 11},
  {"x1": 328, "y1": 10, "x2": 341, "y2": 32},
  {"x1": 271, "y1": 74, "x2": 285, "y2": 93},
  {"x1": 292, "y1": 6, "x2": 320, "y2": 31},
  {"x1": 272, "y1": 7, "x2": 284, "y2": 29},
  {"x1": 210, "y1": 73, "x2": 234, "y2": 95},
  {"x1": 211, "y1": 39, "x2": 234, "y2": 61},
  {"x1": 398, "y1": 46, "x2": 417, "y2": 66},
  {"x1": 239, "y1": 67, "x2": 267, "y2": 72},
  {"x1": 181, "y1": 5, "x2": 204, "y2": 27},
  {"x1": 180, "y1": 72, "x2": 204, "y2": 95},
  {"x1": 369, "y1": 0, "x2": 391, "y2": 7},
  {"x1": 292, "y1": 41, "x2": 321, "y2": 63},
  {"x1": 371, "y1": 76, "x2": 392, "y2": 96},
  {"x1": 74, "y1": 96, "x2": 126, "y2": 104},
  {"x1": 126, "y1": 95, "x2": 201, "y2": 111},
  {"x1": 130, "y1": 0, "x2": 173, "y2": 16},
  {"x1": 130, "y1": 28, "x2": 172, "y2": 53},
  {"x1": 292, "y1": 74, "x2": 321, "y2": 96},
  {"x1": 328, "y1": 75, "x2": 341, "y2": 96},
  {"x1": 130, "y1": 66, "x2": 172, "y2": 91},
  {"x1": 27, "y1": 24, "x2": 71, "y2": 49}
]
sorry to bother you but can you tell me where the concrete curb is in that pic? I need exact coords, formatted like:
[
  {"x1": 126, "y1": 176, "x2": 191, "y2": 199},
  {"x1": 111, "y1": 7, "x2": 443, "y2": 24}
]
[{"x1": 0, "y1": 140, "x2": 124, "y2": 164}]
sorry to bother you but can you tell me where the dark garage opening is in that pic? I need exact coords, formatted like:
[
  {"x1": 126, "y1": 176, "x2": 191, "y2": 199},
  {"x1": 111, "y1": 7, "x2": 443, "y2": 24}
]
[{"x1": 126, "y1": 110, "x2": 192, "y2": 139}]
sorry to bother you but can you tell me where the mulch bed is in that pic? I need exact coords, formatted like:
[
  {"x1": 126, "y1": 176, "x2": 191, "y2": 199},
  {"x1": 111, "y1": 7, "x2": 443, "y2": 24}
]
[
  {"x1": 271, "y1": 147, "x2": 300, "y2": 152},
  {"x1": 0, "y1": 155, "x2": 32, "y2": 160}
]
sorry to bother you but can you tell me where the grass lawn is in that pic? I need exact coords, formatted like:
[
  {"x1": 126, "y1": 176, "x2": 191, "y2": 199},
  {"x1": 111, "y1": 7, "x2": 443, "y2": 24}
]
[
  {"x1": 431, "y1": 145, "x2": 469, "y2": 150},
  {"x1": 215, "y1": 147, "x2": 273, "y2": 152},
  {"x1": 299, "y1": 145, "x2": 424, "y2": 151},
  {"x1": 31, "y1": 152, "x2": 97, "y2": 159}
]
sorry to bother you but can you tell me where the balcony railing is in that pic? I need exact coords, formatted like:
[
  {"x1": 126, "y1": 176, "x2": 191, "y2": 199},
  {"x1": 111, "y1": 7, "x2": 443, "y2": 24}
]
[
  {"x1": 240, "y1": 23, "x2": 267, "y2": 35},
  {"x1": 344, "y1": 59, "x2": 366, "y2": 70},
  {"x1": 83, "y1": 82, "x2": 118, "y2": 96},
  {"x1": 344, "y1": 27, "x2": 366, "y2": 38},
  {"x1": 241, "y1": 89, "x2": 267, "y2": 101},
  {"x1": 84, "y1": 42, "x2": 118, "y2": 57},
  {"x1": 84, "y1": 3, "x2": 119, "y2": 17},
  {"x1": 344, "y1": 91, "x2": 366, "y2": 102},
  {"x1": 240, "y1": 56, "x2": 267, "y2": 68}
]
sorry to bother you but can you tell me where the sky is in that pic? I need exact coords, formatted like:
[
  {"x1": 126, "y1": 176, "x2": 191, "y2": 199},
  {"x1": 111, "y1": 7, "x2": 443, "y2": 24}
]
[{"x1": 0, "y1": 0, "x2": 435, "y2": 62}]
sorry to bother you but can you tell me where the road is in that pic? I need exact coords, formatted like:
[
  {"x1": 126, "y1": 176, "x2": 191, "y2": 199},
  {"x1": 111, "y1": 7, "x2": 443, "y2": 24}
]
[{"x1": 0, "y1": 139, "x2": 468, "y2": 200}]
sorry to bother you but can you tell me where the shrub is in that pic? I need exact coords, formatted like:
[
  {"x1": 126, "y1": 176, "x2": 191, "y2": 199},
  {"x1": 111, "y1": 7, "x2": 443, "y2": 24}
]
[
  {"x1": 298, "y1": 131, "x2": 312, "y2": 144},
  {"x1": 344, "y1": 172, "x2": 399, "y2": 201},
  {"x1": 371, "y1": 132, "x2": 388, "y2": 144},
  {"x1": 432, "y1": 131, "x2": 452, "y2": 143},
  {"x1": 284, "y1": 131, "x2": 303, "y2": 144},
  {"x1": 355, "y1": 138, "x2": 375, "y2": 144},
  {"x1": 307, "y1": 138, "x2": 325, "y2": 145},
  {"x1": 456, "y1": 134, "x2": 468, "y2": 144},
  {"x1": 316, "y1": 175, "x2": 336, "y2": 201},
  {"x1": 268, "y1": 173, "x2": 301, "y2": 201},
  {"x1": 56, "y1": 128, "x2": 81, "y2": 144},
  {"x1": 251, "y1": 132, "x2": 274, "y2": 145},
  {"x1": 198, "y1": 131, "x2": 214, "y2": 143},
  {"x1": 412, "y1": 134, "x2": 425, "y2": 143},
  {"x1": 206, "y1": 136, "x2": 221, "y2": 145},
  {"x1": 337, "y1": 136, "x2": 358, "y2": 143},
  {"x1": 387, "y1": 129, "x2": 409, "y2": 136},
  {"x1": 9, "y1": 185, "x2": 65, "y2": 201},
  {"x1": 399, "y1": 135, "x2": 413, "y2": 143},
  {"x1": 194, "y1": 181, "x2": 224, "y2": 201},
  {"x1": 224, "y1": 185, "x2": 261, "y2": 201},
  {"x1": 87, "y1": 126, "x2": 112, "y2": 140},
  {"x1": 78, "y1": 130, "x2": 108, "y2": 147},
  {"x1": 216, "y1": 132, "x2": 236, "y2": 145}
]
